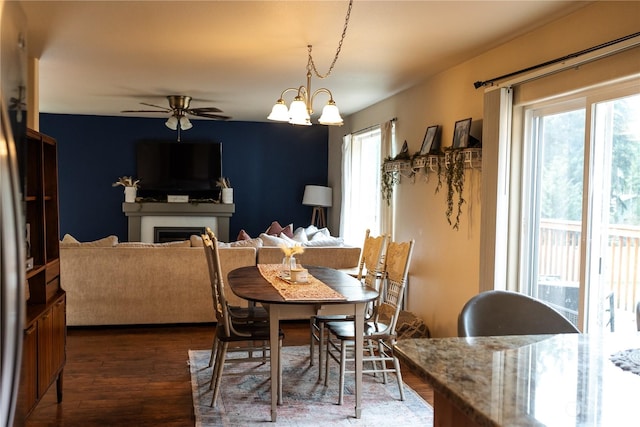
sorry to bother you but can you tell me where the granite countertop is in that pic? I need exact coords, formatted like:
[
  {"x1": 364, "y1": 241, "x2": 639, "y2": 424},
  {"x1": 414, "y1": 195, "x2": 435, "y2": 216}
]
[{"x1": 394, "y1": 333, "x2": 640, "y2": 426}]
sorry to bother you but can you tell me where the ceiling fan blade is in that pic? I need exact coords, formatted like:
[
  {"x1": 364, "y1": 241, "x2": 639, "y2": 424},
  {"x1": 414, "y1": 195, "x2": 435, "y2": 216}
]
[
  {"x1": 140, "y1": 102, "x2": 171, "y2": 111},
  {"x1": 121, "y1": 109, "x2": 170, "y2": 113},
  {"x1": 188, "y1": 107, "x2": 223, "y2": 113},
  {"x1": 190, "y1": 111, "x2": 231, "y2": 120}
]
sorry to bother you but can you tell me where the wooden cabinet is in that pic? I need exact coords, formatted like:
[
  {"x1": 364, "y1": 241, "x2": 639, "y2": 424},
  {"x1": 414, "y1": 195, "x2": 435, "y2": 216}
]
[{"x1": 16, "y1": 129, "x2": 66, "y2": 423}]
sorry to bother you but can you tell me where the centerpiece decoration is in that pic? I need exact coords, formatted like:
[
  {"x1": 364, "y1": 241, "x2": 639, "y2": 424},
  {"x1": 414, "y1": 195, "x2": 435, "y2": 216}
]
[
  {"x1": 280, "y1": 243, "x2": 305, "y2": 277},
  {"x1": 113, "y1": 176, "x2": 140, "y2": 203}
]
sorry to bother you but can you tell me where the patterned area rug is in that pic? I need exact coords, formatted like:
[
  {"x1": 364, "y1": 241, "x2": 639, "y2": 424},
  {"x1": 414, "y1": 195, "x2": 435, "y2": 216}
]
[{"x1": 188, "y1": 346, "x2": 433, "y2": 426}]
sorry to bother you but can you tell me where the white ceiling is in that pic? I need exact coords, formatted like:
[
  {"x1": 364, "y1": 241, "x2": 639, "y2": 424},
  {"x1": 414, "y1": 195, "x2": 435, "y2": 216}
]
[{"x1": 20, "y1": 0, "x2": 589, "y2": 123}]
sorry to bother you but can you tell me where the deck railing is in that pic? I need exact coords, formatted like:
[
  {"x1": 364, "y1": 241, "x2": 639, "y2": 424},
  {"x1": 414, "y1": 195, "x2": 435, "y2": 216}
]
[{"x1": 538, "y1": 219, "x2": 640, "y2": 316}]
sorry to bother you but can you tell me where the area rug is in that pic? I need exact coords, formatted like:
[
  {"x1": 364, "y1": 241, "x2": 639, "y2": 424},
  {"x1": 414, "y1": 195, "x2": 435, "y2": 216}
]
[{"x1": 188, "y1": 346, "x2": 434, "y2": 426}]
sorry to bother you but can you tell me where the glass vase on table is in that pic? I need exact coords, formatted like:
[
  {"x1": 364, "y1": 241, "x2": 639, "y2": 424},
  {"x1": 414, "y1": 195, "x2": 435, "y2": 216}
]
[{"x1": 282, "y1": 256, "x2": 297, "y2": 279}]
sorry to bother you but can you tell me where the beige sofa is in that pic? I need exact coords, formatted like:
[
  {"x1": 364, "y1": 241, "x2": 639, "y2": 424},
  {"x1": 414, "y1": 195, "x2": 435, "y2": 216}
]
[{"x1": 60, "y1": 242, "x2": 361, "y2": 326}]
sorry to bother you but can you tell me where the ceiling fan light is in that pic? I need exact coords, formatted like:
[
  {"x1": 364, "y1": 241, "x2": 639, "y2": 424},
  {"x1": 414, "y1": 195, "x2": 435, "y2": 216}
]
[
  {"x1": 318, "y1": 101, "x2": 343, "y2": 126},
  {"x1": 267, "y1": 99, "x2": 289, "y2": 122},
  {"x1": 165, "y1": 115, "x2": 178, "y2": 130},
  {"x1": 179, "y1": 116, "x2": 193, "y2": 130}
]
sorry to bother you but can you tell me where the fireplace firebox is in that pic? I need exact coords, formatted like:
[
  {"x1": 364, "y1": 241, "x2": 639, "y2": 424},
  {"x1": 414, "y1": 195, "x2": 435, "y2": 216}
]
[{"x1": 154, "y1": 226, "x2": 206, "y2": 243}]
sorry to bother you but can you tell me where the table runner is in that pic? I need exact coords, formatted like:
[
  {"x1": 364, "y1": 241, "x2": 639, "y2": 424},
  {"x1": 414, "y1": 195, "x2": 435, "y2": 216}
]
[{"x1": 257, "y1": 264, "x2": 347, "y2": 301}]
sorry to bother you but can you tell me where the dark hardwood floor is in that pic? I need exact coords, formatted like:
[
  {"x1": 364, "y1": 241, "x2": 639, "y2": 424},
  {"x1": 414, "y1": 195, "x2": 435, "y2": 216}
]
[{"x1": 24, "y1": 321, "x2": 433, "y2": 426}]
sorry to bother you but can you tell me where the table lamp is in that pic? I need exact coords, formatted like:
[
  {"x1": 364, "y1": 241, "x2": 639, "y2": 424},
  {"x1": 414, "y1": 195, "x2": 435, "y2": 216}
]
[{"x1": 302, "y1": 185, "x2": 332, "y2": 228}]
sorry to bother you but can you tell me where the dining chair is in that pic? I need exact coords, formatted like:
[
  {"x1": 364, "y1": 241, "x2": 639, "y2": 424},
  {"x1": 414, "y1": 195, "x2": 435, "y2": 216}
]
[
  {"x1": 457, "y1": 290, "x2": 580, "y2": 337},
  {"x1": 325, "y1": 239, "x2": 414, "y2": 405},
  {"x1": 309, "y1": 230, "x2": 388, "y2": 381},
  {"x1": 202, "y1": 230, "x2": 283, "y2": 407},
  {"x1": 202, "y1": 227, "x2": 268, "y2": 367}
]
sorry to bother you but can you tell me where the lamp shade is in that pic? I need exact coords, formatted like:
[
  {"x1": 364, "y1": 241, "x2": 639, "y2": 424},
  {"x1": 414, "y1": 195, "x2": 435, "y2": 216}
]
[{"x1": 302, "y1": 185, "x2": 332, "y2": 207}]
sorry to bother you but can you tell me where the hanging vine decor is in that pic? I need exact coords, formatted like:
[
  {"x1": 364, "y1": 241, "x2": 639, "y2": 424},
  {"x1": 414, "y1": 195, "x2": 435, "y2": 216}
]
[
  {"x1": 381, "y1": 156, "x2": 400, "y2": 206},
  {"x1": 443, "y1": 148, "x2": 466, "y2": 230}
]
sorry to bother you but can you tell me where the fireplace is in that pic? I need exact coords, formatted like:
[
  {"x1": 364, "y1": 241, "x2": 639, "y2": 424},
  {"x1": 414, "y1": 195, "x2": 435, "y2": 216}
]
[
  {"x1": 154, "y1": 226, "x2": 206, "y2": 243},
  {"x1": 122, "y1": 202, "x2": 234, "y2": 242}
]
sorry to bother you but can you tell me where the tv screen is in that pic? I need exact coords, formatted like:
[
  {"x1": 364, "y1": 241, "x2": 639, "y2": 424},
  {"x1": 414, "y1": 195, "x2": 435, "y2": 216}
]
[{"x1": 136, "y1": 140, "x2": 222, "y2": 199}]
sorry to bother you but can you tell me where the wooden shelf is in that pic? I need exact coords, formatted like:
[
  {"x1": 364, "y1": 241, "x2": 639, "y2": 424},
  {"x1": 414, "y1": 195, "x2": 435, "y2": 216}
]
[{"x1": 16, "y1": 129, "x2": 66, "y2": 423}]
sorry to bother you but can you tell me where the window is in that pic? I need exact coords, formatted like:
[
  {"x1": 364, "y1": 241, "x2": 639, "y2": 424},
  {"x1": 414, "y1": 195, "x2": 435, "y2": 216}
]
[{"x1": 341, "y1": 126, "x2": 382, "y2": 246}]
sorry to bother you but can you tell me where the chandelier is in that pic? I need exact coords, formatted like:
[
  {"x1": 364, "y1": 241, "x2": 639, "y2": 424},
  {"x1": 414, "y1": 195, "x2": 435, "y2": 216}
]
[{"x1": 267, "y1": 0, "x2": 353, "y2": 126}]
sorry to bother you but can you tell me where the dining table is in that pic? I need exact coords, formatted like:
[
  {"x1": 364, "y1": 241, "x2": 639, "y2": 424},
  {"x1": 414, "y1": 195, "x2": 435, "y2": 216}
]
[
  {"x1": 394, "y1": 332, "x2": 640, "y2": 426},
  {"x1": 227, "y1": 264, "x2": 379, "y2": 422}
]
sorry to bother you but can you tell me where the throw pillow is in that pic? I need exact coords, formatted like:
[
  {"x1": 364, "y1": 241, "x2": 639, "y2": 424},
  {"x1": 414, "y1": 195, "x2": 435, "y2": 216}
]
[
  {"x1": 265, "y1": 221, "x2": 284, "y2": 236},
  {"x1": 60, "y1": 234, "x2": 118, "y2": 247},
  {"x1": 117, "y1": 240, "x2": 191, "y2": 248},
  {"x1": 280, "y1": 223, "x2": 294, "y2": 238},
  {"x1": 304, "y1": 224, "x2": 319, "y2": 239},
  {"x1": 292, "y1": 227, "x2": 309, "y2": 244},
  {"x1": 237, "y1": 229, "x2": 252, "y2": 240},
  {"x1": 228, "y1": 237, "x2": 263, "y2": 248},
  {"x1": 259, "y1": 233, "x2": 290, "y2": 247},
  {"x1": 190, "y1": 235, "x2": 204, "y2": 247},
  {"x1": 304, "y1": 235, "x2": 344, "y2": 247}
]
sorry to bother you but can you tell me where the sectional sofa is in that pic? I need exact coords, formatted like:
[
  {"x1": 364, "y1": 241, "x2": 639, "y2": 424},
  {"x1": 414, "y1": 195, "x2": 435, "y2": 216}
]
[{"x1": 60, "y1": 234, "x2": 361, "y2": 326}]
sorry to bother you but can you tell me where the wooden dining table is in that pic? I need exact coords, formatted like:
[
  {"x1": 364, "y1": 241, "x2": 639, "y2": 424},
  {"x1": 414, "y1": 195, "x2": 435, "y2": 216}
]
[{"x1": 227, "y1": 265, "x2": 378, "y2": 422}]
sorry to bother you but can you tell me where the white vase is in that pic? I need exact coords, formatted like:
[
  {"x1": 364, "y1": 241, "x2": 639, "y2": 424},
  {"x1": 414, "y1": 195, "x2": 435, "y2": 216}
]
[
  {"x1": 221, "y1": 188, "x2": 233, "y2": 204},
  {"x1": 124, "y1": 187, "x2": 137, "y2": 203}
]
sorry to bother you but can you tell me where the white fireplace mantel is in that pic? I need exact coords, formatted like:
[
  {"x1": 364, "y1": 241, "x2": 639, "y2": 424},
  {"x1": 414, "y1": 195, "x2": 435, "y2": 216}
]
[{"x1": 122, "y1": 202, "x2": 234, "y2": 242}]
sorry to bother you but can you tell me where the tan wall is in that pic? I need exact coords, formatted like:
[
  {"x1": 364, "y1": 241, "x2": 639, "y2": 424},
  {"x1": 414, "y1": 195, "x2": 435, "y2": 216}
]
[{"x1": 328, "y1": 1, "x2": 640, "y2": 337}]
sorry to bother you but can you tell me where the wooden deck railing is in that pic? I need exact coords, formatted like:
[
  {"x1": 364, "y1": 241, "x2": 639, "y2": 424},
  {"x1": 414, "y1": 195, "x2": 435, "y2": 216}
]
[{"x1": 538, "y1": 219, "x2": 640, "y2": 314}]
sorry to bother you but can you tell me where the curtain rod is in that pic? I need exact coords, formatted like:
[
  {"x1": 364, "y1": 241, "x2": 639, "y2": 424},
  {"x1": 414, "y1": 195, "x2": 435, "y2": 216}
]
[
  {"x1": 350, "y1": 117, "x2": 397, "y2": 136},
  {"x1": 473, "y1": 32, "x2": 640, "y2": 89}
]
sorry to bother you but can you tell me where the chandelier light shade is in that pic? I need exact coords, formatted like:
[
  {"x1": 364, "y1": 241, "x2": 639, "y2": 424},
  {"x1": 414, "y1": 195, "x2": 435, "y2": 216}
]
[
  {"x1": 302, "y1": 185, "x2": 333, "y2": 228},
  {"x1": 318, "y1": 100, "x2": 343, "y2": 125},
  {"x1": 267, "y1": 99, "x2": 289, "y2": 122}
]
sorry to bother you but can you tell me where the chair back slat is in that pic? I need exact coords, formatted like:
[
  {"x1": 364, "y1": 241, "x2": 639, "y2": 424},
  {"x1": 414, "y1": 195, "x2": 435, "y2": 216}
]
[
  {"x1": 362, "y1": 233, "x2": 388, "y2": 290},
  {"x1": 376, "y1": 239, "x2": 415, "y2": 334}
]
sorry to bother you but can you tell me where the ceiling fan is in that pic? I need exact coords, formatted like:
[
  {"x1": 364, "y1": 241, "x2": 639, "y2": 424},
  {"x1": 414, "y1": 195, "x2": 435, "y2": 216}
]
[{"x1": 121, "y1": 95, "x2": 230, "y2": 141}]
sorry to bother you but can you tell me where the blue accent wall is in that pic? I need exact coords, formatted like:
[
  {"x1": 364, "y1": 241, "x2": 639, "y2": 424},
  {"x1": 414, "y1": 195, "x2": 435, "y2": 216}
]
[{"x1": 40, "y1": 114, "x2": 328, "y2": 242}]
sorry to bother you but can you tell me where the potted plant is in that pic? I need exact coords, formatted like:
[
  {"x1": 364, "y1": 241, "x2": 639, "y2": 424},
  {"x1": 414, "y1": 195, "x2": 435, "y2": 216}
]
[
  {"x1": 217, "y1": 177, "x2": 233, "y2": 204},
  {"x1": 113, "y1": 176, "x2": 140, "y2": 203}
]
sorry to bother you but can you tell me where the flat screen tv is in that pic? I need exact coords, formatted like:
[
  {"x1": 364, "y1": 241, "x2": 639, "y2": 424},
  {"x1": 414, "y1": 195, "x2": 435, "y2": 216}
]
[{"x1": 136, "y1": 140, "x2": 222, "y2": 200}]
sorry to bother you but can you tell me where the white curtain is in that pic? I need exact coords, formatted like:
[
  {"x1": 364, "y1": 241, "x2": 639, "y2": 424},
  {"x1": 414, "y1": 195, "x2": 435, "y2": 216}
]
[
  {"x1": 339, "y1": 133, "x2": 353, "y2": 238},
  {"x1": 380, "y1": 120, "x2": 394, "y2": 238}
]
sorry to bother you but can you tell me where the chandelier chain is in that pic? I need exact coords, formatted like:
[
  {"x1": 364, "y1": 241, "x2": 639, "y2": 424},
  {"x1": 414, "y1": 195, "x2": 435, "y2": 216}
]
[{"x1": 307, "y1": 0, "x2": 353, "y2": 79}]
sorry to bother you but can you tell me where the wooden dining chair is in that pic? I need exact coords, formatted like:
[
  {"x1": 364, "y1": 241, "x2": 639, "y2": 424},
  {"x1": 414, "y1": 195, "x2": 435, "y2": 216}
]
[
  {"x1": 202, "y1": 230, "x2": 283, "y2": 407},
  {"x1": 309, "y1": 230, "x2": 388, "y2": 380},
  {"x1": 202, "y1": 227, "x2": 268, "y2": 367},
  {"x1": 325, "y1": 239, "x2": 414, "y2": 404}
]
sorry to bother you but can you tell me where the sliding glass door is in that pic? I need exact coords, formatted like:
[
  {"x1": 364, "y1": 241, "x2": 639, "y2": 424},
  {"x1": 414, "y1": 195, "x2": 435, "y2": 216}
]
[{"x1": 520, "y1": 87, "x2": 640, "y2": 332}]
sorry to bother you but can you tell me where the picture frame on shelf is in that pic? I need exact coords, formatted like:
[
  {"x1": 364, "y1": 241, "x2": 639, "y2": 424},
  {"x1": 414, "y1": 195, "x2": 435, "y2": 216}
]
[
  {"x1": 420, "y1": 125, "x2": 440, "y2": 155},
  {"x1": 452, "y1": 118, "x2": 472, "y2": 148}
]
